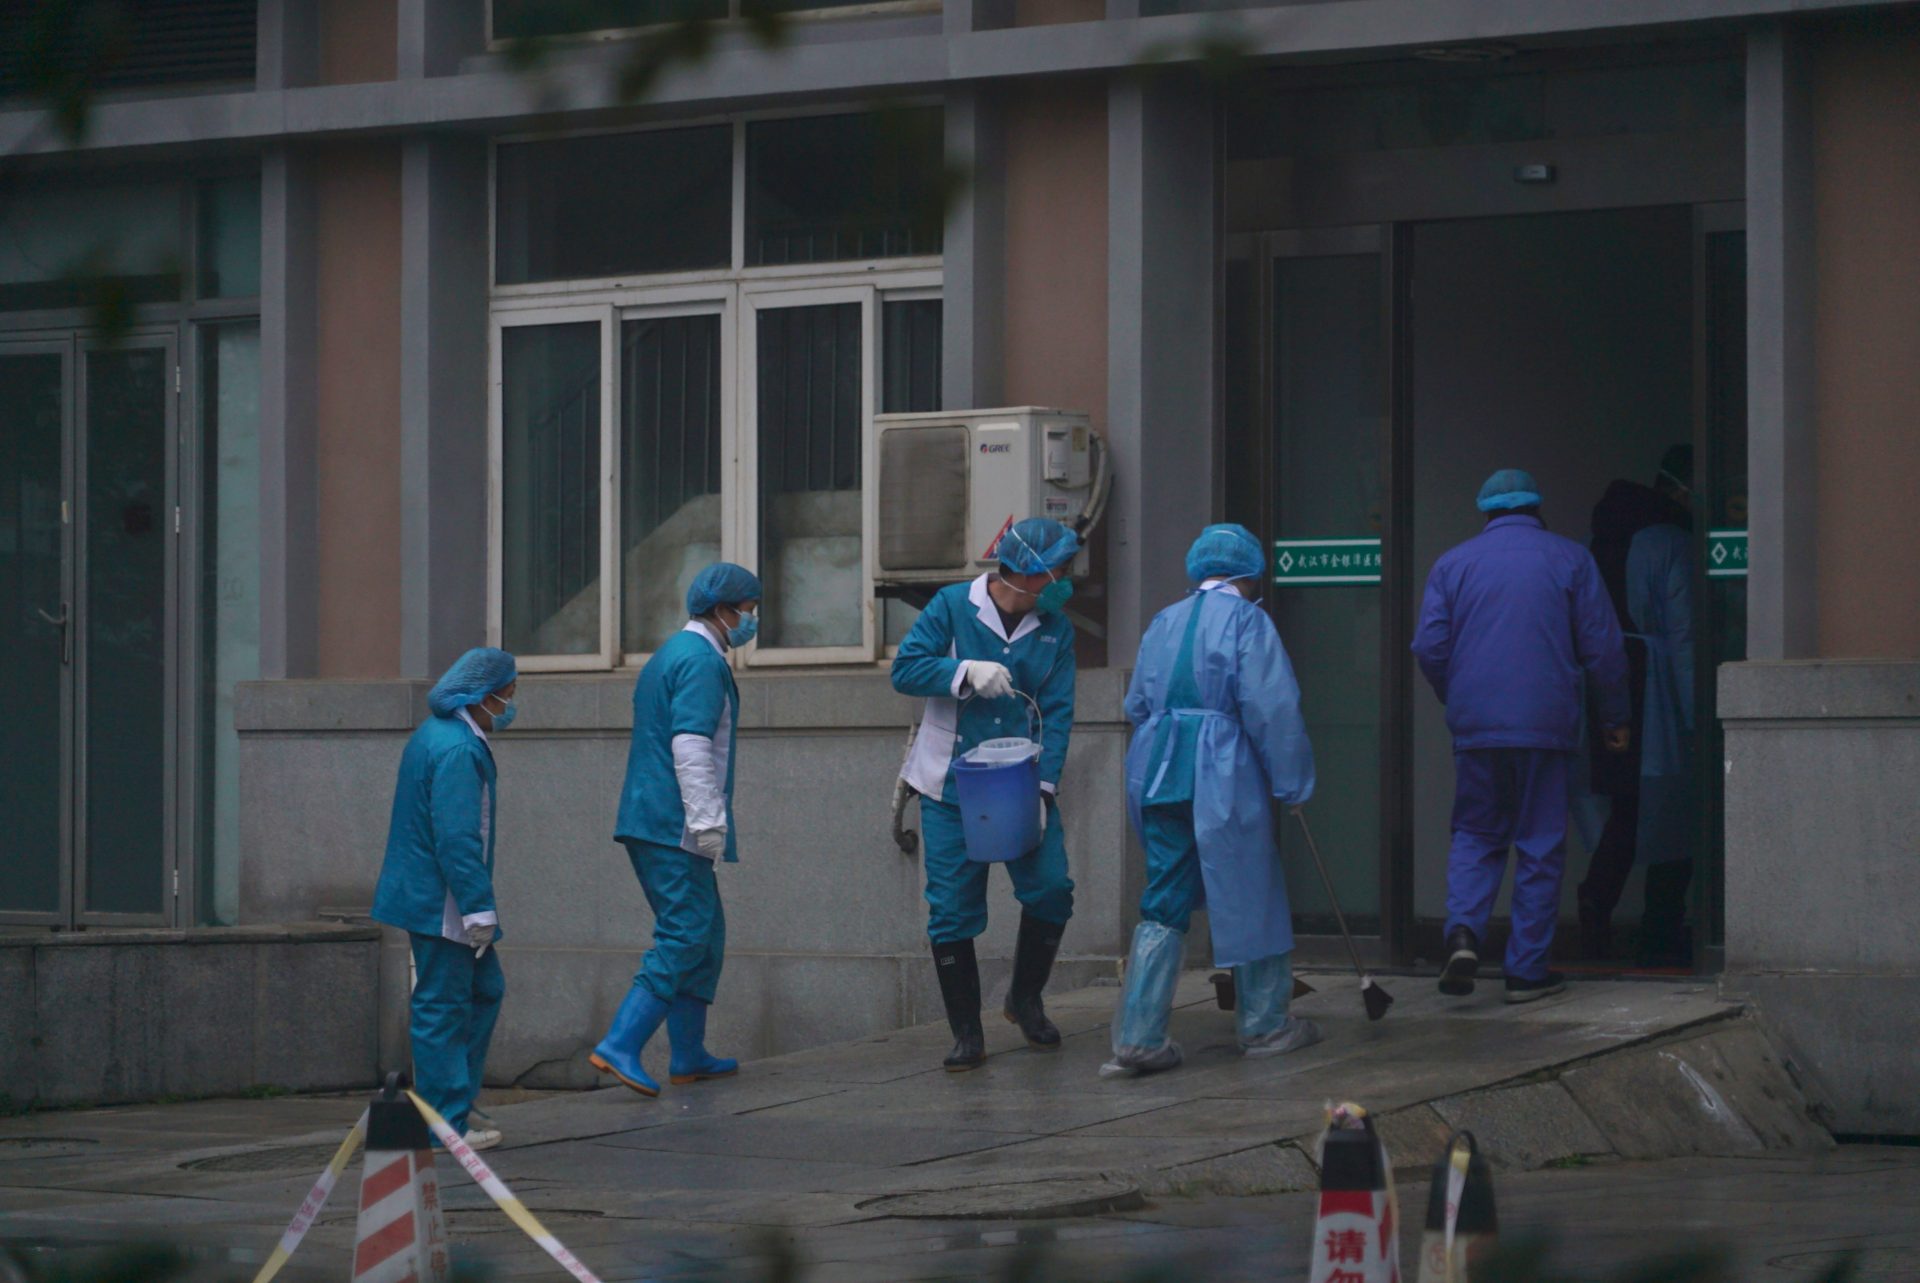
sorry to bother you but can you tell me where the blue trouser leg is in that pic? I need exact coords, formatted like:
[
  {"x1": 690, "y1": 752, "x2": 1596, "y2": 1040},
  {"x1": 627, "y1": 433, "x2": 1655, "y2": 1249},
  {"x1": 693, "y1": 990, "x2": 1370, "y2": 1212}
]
[
  {"x1": 1444, "y1": 749, "x2": 1572, "y2": 982},
  {"x1": 920, "y1": 797, "x2": 1076, "y2": 945},
  {"x1": 625, "y1": 840, "x2": 726, "y2": 1003},
  {"x1": 1444, "y1": 749, "x2": 1519, "y2": 948},
  {"x1": 1503, "y1": 750, "x2": 1572, "y2": 981},
  {"x1": 1138, "y1": 802, "x2": 1203, "y2": 933},
  {"x1": 408, "y1": 933, "x2": 504, "y2": 1138}
]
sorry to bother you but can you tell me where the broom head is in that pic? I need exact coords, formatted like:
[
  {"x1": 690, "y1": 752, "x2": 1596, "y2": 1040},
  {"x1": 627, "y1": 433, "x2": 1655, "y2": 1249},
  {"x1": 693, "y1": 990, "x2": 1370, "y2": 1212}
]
[{"x1": 1360, "y1": 975, "x2": 1395, "y2": 1021}]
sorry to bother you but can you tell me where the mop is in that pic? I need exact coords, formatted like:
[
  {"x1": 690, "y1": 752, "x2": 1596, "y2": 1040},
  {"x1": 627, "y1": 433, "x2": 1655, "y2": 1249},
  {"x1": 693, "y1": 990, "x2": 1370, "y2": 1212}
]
[{"x1": 1293, "y1": 806, "x2": 1395, "y2": 1021}]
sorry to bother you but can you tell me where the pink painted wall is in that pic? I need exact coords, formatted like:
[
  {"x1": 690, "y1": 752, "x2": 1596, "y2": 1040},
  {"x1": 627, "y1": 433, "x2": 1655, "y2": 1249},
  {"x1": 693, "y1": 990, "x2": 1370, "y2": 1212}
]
[
  {"x1": 319, "y1": 0, "x2": 398, "y2": 85},
  {"x1": 313, "y1": 143, "x2": 404, "y2": 678},
  {"x1": 1813, "y1": 19, "x2": 1920, "y2": 657}
]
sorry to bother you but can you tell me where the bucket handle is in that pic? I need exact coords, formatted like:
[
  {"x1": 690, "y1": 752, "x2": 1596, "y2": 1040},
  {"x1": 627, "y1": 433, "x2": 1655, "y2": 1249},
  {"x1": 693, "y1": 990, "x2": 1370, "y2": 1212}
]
[{"x1": 962, "y1": 686, "x2": 1044, "y2": 750}]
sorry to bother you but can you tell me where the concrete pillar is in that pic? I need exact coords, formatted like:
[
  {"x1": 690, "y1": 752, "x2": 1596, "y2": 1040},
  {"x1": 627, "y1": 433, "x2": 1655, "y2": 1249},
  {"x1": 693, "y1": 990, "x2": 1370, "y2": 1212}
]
[
  {"x1": 399, "y1": 0, "x2": 485, "y2": 78},
  {"x1": 942, "y1": 88, "x2": 1006, "y2": 411},
  {"x1": 1745, "y1": 23, "x2": 1819, "y2": 660},
  {"x1": 259, "y1": 147, "x2": 319, "y2": 680},
  {"x1": 1106, "y1": 76, "x2": 1217, "y2": 658},
  {"x1": 399, "y1": 138, "x2": 491, "y2": 678},
  {"x1": 257, "y1": 0, "x2": 318, "y2": 89}
]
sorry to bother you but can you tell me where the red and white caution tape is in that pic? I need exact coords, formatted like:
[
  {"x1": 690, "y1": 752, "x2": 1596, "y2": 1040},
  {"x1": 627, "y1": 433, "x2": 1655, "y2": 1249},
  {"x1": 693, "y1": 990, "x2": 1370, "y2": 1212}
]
[
  {"x1": 250, "y1": 1108, "x2": 368, "y2": 1283},
  {"x1": 405, "y1": 1090, "x2": 605, "y2": 1283}
]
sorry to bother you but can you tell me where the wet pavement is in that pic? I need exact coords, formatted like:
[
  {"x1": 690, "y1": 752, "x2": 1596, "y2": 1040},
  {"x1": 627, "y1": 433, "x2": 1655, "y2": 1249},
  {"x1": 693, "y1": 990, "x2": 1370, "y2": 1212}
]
[{"x1": 3, "y1": 970, "x2": 1897, "y2": 1280}]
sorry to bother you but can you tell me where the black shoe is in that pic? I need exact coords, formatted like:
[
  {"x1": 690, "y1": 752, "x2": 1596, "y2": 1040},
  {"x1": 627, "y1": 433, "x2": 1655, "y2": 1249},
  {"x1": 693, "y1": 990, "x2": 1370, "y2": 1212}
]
[
  {"x1": 1003, "y1": 913, "x2": 1064, "y2": 1050},
  {"x1": 932, "y1": 939, "x2": 986, "y2": 1071},
  {"x1": 1439, "y1": 927, "x2": 1479, "y2": 996},
  {"x1": 1504, "y1": 971, "x2": 1568, "y2": 1004}
]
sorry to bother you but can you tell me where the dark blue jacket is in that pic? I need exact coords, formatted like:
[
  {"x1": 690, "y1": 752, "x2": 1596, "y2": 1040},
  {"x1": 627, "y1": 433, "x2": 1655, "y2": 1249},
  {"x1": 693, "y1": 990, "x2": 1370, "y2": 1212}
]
[{"x1": 1411, "y1": 514, "x2": 1630, "y2": 752}]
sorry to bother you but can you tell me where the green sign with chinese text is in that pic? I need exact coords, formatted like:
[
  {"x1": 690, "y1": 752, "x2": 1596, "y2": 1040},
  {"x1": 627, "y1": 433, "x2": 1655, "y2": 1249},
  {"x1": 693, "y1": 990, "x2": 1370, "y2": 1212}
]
[
  {"x1": 1273, "y1": 538, "x2": 1382, "y2": 586},
  {"x1": 1707, "y1": 529, "x2": 1748, "y2": 579}
]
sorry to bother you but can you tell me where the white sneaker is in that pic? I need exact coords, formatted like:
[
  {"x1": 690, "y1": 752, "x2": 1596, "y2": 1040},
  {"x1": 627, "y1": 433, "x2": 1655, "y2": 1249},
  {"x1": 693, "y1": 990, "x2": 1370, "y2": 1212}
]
[
  {"x1": 461, "y1": 1127, "x2": 502, "y2": 1152},
  {"x1": 1241, "y1": 1016, "x2": 1322, "y2": 1059}
]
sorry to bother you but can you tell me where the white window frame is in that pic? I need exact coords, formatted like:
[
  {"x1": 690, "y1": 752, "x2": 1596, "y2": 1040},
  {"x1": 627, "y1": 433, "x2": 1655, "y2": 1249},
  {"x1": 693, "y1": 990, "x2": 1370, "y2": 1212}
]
[
  {"x1": 488, "y1": 303, "x2": 618, "y2": 671},
  {"x1": 615, "y1": 293, "x2": 737, "y2": 668},
  {"x1": 488, "y1": 110, "x2": 943, "y2": 671}
]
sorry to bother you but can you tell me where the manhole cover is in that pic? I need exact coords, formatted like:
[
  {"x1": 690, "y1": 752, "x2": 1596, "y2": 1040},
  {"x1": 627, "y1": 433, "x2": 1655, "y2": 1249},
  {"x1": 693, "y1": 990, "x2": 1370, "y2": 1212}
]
[
  {"x1": 183, "y1": 1143, "x2": 345, "y2": 1173},
  {"x1": 0, "y1": 1137, "x2": 99, "y2": 1159},
  {"x1": 1770, "y1": 1247, "x2": 1920, "y2": 1275},
  {"x1": 859, "y1": 1176, "x2": 1142, "y2": 1221}
]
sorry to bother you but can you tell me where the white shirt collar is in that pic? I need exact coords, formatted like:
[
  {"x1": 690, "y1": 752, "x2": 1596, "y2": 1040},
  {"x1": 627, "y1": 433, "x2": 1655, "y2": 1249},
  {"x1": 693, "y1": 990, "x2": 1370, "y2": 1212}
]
[
  {"x1": 683, "y1": 618, "x2": 726, "y2": 656},
  {"x1": 1199, "y1": 578, "x2": 1240, "y2": 594},
  {"x1": 456, "y1": 706, "x2": 488, "y2": 744},
  {"x1": 968, "y1": 573, "x2": 1043, "y2": 644}
]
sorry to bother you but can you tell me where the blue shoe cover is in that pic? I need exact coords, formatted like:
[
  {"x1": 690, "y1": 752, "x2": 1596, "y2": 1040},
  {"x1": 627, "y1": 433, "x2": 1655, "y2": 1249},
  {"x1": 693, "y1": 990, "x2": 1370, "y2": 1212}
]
[
  {"x1": 1112, "y1": 921, "x2": 1184, "y2": 1067},
  {"x1": 1232, "y1": 952, "x2": 1296, "y2": 1047},
  {"x1": 667, "y1": 996, "x2": 738, "y2": 1084},
  {"x1": 590, "y1": 985, "x2": 668, "y2": 1097}
]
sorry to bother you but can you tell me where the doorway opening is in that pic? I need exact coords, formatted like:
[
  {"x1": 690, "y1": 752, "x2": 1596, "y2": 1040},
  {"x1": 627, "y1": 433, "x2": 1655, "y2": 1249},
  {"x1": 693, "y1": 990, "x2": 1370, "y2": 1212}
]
[{"x1": 1225, "y1": 204, "x2": 1746, "y2": 975}]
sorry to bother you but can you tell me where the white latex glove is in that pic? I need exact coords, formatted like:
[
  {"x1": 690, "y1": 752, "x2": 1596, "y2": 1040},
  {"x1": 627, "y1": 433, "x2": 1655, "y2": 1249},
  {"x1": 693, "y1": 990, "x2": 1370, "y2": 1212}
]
[
  {"x1": 465, "y1": 922, "x2": 494, "y2": 950},
  {"x1": 1038, "y1": 790, "x2": 1052, "y2": 840},
  {"x1": 965, "y1": 660, "x2": 1015, "y2": 700},
  {"x1": 693, "y1": 827, "x2": 727, "y2": 860}
]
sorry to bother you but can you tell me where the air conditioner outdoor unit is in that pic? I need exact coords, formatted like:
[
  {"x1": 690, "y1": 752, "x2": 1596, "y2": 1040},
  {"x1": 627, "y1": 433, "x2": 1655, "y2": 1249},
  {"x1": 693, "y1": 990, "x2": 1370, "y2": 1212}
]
[{"x1": 875, "y1": 407, "x2": 1107, "y2": 590}]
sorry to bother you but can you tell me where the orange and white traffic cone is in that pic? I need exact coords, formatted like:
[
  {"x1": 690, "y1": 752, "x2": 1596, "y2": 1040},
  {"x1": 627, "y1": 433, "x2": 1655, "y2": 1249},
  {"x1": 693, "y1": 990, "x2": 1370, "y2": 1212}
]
[
  {"x1": 1309, "y1": 1102, "x2": 1401, "y2": 1283},
  {"x1": 1415, "y1": 1130, "x2": 1497, "y2": 1283},
  {"x1": 351, "y1": 1076, "x2": 450, "y2": 1283}
]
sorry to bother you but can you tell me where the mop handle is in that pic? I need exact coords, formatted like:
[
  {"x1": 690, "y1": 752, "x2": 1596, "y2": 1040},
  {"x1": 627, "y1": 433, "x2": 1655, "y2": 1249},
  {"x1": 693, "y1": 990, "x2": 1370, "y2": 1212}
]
[{"x1": 1292, "y1": 806, "x2": 1369, "y2": 977}]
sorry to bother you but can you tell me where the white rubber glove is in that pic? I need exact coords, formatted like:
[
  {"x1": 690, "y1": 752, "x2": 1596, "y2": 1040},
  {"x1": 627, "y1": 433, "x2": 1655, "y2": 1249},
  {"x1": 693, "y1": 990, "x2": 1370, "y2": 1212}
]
[
  {"x1": 965, "y1": 660, "x2": 1015, "y2": 700},
  {"x1": 465, "y1": 922, "x2": 494, "y2": 950},
  {"x1": 693, "y1": 827, "x2": 727, "y2": 860},
  {"x1": 1038, "y1": 790, "x2": 1052, "y2": 840}
]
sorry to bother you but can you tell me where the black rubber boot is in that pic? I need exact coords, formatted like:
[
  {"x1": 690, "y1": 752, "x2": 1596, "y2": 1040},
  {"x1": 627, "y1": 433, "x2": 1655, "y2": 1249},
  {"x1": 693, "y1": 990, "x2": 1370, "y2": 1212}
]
[
  {"x1": 1003, "y1": 913, "x2": 1064, "y2": 1050},
  {"x1": 932, "y1": 939, "x2": 986, "y2": 1071}
]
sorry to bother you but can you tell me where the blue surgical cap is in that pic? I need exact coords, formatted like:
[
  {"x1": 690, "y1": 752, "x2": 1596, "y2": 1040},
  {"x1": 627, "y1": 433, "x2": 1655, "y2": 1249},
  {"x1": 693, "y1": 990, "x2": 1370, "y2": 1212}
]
[
  {"x1": 1185, "y1": 523, "x2": 1266, "y2": 583},
  {"x1": 996, "y1": 518, "x2": 1080, "y2": 575},
  {"x1": 428, "y1": 647, "x2": 517, "y2": 718},
  {"x1": 1476, "y1": 469, "x2": 1542, "y2": 513},
  {"x1": 686, "y1": 562, "x2": 763, "y2": 617}
]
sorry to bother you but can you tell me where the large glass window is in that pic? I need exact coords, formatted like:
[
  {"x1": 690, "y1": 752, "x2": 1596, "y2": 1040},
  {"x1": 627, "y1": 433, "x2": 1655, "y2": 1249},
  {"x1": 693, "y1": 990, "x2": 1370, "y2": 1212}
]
[
  {"x1": 491, "y1": 0, "x2": 890, "y2": 40},
  {"x1": 197, "y1": 322, "x2": 259, "y2": 927},
  {"x1": 501, "y1": 320, "x2": 606, "y2": 658},
  {"x1": 198, "y1": 177, "x2": 261, "y2": 300},
  {"x1": 621, "y1": 313, "x2": 724, "y2": 654},
  {"x1": 746, "y1": 110, "x2": 946, "y2": 266},
  {"x1": 753, "y1": 300, "x2": 865, "y2": 650},
  {"x1": 496, "y1": 127, "x2": 733, "y2": 284}
]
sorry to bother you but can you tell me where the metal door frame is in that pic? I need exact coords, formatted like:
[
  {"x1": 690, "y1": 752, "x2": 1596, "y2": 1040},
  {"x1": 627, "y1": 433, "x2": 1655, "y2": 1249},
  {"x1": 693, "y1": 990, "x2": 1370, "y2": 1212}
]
[
  {"x1": 0, "y1": 328, "x2": 182, "y2": 928},
  {"x1": 1238, "y1": 224, "x2": 1409, "y2": 966},
  {"x1": 0, "y1": 337, "x2": 78, "y2": 928},
  {"x1": 73, "y1": 329, "x2": 180, "y2": 928}
]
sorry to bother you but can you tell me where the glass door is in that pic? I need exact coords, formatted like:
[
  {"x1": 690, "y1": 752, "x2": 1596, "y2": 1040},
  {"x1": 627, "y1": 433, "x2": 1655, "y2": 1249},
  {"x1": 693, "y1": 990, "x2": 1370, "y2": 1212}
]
[
  {"x1": 0, "y1": 334, "x2": 177, "y2": 927},
  {"x1": 1226, "y1": 228, "x2": 1398, "y2": 944},
  {"x1": 0, "y1": 344, "x2": 71, "y2": 926}
]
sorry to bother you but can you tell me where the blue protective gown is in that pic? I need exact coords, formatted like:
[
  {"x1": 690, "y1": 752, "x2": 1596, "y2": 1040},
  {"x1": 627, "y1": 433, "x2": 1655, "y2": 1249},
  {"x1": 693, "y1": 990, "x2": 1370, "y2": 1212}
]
[
  {"x1": 1626, "y1": 523, "x2": 1695, "y2": 867},
  {"x1": 1124, "y1": 585, "x2": 1316, "y2": 968},
  {"x1": 613, "y1": 625, "x2": 739, "y2": 1002},
  {"x1": 371, "y1": 712, "x2": 502, "y2": 1137},
  {"x1": 891, "y1": 574, "x2": 1076, "y2": 943}
]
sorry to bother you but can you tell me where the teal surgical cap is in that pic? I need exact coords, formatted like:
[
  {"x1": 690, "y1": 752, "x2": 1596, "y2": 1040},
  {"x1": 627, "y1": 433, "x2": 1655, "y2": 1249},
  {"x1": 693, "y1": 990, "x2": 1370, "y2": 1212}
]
[
  {"x1": 1477, "y1": 469, "x2": 1542, "y2": 513},
  {"x1": 686, "y1": 562, "x2": 763, "y2": 616},
  {"x1": 1185, "y1": 523, "x2": 1266, "y2": 583},
  {"x1": 428, "y1": 647, "x2": 517, "y2": 717},
  {"x1": 997, "y1": 517, "x2": 1080, "y2": 575}
]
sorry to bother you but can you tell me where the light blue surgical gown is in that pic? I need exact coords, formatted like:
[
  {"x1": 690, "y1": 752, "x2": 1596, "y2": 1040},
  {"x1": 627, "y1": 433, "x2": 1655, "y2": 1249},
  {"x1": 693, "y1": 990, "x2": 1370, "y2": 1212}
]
[
  {"x1": 1124, "y1": 586, "x2": 1316, "y2": 968},
  {"x1": 1626, "y1": 522, "x2": 1695, "y2": 866}
]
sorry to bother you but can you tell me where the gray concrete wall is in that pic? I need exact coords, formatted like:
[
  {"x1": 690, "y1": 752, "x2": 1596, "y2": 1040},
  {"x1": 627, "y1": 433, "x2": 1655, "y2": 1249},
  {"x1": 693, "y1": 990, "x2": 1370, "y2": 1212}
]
[
  {"x1": 237, "y1": 669, "x2": 1134, "y2": 1090},
  {"x1": 1718, "y1": 660, "x2": 1920, "y2": 1135},
  {"x1": 0, "y1": 926, "x2": 379, "y2": 1108}
]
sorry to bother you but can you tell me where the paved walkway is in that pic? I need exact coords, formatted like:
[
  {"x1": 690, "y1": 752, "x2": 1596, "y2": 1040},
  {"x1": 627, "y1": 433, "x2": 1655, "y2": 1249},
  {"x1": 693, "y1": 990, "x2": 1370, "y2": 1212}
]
[{"x1": 0, "y1": 971, "x2": 1855, "y2": 1280}]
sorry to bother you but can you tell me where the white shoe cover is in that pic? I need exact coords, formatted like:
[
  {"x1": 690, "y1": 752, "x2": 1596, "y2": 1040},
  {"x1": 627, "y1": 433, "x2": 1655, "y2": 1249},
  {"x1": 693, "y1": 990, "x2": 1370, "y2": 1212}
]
[{"x1": 1240, "y1": 1017, "x2": 1322, "y2": 1059}]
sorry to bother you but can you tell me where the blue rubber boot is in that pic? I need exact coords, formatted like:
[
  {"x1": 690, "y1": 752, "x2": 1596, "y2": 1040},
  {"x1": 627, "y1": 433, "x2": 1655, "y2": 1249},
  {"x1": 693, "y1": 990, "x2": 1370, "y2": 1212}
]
[
  {"x1": 588, "y1": 985, "x2": 669, "y2": 1097},
  {"x1": 666, "y1": 997, "x2": 739, "y2": 1085}
]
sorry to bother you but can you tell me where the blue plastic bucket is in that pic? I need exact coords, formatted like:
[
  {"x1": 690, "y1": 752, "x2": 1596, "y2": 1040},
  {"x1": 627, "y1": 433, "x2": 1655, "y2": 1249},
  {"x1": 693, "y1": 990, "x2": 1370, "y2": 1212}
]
[{"x1": 951, "y1": 737, "x2": 1042, "y2": 863}]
